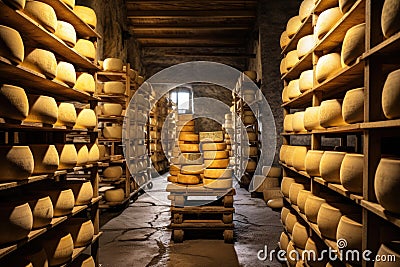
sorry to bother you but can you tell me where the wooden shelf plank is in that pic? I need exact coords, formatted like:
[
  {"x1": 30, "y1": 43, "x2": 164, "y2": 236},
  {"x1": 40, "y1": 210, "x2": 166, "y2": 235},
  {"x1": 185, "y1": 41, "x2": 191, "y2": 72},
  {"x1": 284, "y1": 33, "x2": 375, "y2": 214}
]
[
  {"x1": 282, "y1": 15, "x2": 313, "y2": 55},
  {"x1": 361, "y1": 200, "x2": 400, "y2": 229},
  {"x1": 0, "y1": 121, "x2": 96, "y2": 133},
  {"x1": 281, "y1": 52, "x2": 313, "y2": 81},
  {"x1": 315, "y1": 0, "x2": 365, "y2": 53},
  {"x1": 361, "y1": 119, "x2": 400, "y2": 129},
  {"x1": 0, "y1": 1, "x2": 98, "y2": 69},
  {"x1": 281, "y1": 124, "x2": 362, "y2": 135},
  {"x1": 0, "y1": 58, "x2": 98, "y2": 102},
  {"x1": 0, "y1": 196, "x2": 102, "y2": 260},
  {"x1": 363, "y1": 32, "x2": 400, "y2": 59},
  {"x1": 37, "y1": 0, "x2": 101, "y2": 38}
]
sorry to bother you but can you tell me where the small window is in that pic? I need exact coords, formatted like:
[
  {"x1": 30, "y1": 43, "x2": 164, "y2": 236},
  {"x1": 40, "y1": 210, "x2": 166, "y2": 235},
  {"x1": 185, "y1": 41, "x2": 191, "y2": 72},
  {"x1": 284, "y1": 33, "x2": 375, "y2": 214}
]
[{"x1": 170, "y1": 86, "x2": 193, "y2": 114}]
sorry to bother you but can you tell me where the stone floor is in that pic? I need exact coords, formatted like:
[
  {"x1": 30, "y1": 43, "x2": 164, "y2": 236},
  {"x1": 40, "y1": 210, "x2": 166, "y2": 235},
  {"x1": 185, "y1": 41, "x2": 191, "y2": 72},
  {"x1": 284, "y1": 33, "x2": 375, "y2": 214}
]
[{"x1": 98, "y1": 175, "x2": 283, "y2": 267}]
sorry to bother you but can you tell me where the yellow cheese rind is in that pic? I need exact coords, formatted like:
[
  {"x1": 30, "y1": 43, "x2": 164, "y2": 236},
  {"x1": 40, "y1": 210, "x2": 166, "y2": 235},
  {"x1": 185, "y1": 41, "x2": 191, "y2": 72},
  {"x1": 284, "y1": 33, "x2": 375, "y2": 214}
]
[
  {"x1": 297, "y1": 35, "x2": 315, "y2": 59},
  {"x1": 21, "y1": 48, "x2": 57, "y2": 79},
  {"x1": 337, "y1": 215, "x2": 362, "y2": 251},
  {"x1": 45, "y1": 188, "x2": 75, "y2": 216},
  {"x1": 56, "y1": 144, "x2": 78, "y2": 169},
  {"x1": 55, "y1": 61, "x2": 76, "y2": 87},
  {"x1": 55, "y1": 21, "x2": 77, "y2": 47},
  {"x1": 103, "y1": 166, "x2": 123, "y2": 179},
  {"x1": 63, "y1": 218, "x2": 94, "y2": 248},
  {"x1": 287, "y1": 79, "x2": 301, "y2": 99},
  {"x1": 181, "y1": 164, "x2": 205, "y2": 175},
  {"x1": 297, "y1": 190, "x2": 312, "y2": 214},
  {"x1": 203, "y1": 150, "x2": 229, "y2": 159},
  {"x1": 26, "y1": 195, "x2": 53, "y2": 229},
  {"x1": 179, "y1": 132, "x2": 199, "y2": 142},
  {"x1": 168, "y1": 175, "x2": 178, "y2": 183},
  {"x1": 289, "y1": 183, "x2": 308, "y2": 205},
  {"x1": 382, "y1": 69, "x2": 400, "y2": 119},
  {"x1": 281, "y1": 177, "x2": 295, "y2": 198},
  {"x1": 320, "y1": 151, "x2": 346, "y2": 183},
  {"x1": 305, "y1": 150, "x2": 324, "y2": 177},
  {"x1": 292, "y1": 112, "x2": 306, "y2": 132},
  {"x1": 299, "y1": 0, "x2": 314, "y2": 21},
  {"x1": 203, "y1": 168, "x2": 233, "y2": 179},
  {"x1": 317, "y1": 203, "x2": 354, "y2": 240},
  {"x1": 199, "y1": 131, "x2": 224, "y2": 142},
  {"x1": 42, "y1": 231, "x2": 74, "y2": 266},
  {"x1": 299, "y1": 70, "x2": 313, "y2": 92},
  {"x1": 204, "y1": 159, "x2": 229, "y2": 169},
  {"x1": 56, "y1": 103, "x2": 77, "y2": 127},
  {"x1": 304, "y1": 106, "x2": 324, "y2": 130},
  {"x1": 3, "y1": 0, "x2": 26, "y2": 9},
  {"x1": 65, "y1": 180, "x2": 93, "y2": 205},
  {"x1": 262, "y1": 166, "x2": 282, "y2": 177},
  {"x1": 177, "y1": 174, "x2": 200, "y2": 185},
  {"x1": 305, "y1": 195, "x2": 326, "y2": 223},
  {"x1": 284, "y1": 114, "x2": 294, "y2": 132},
  {"x1": 280, "y1": 57, "x2": 287, "y2": 75},
  {"x1": 286, "y1": 50, "x2": 299, "y2": 70},
  {"x1": 341, "y1": 23, "x2": 365, "y2": 67},
  {"x1": 30, "y1": 144, "x2": 59, "y2": 174},
  {"x1": 70, "y1": 254, "x2": 95, "y2": 267},
  {"x1": 285, "y1": 213, "x2": 298, "y2": 234},
  {"x1": 381, "y1": 0, "x2": 400, "y2": 38},
  {"x1": 74, "y1": 39, "x2": 95, "y2": 60},
  {"x1": 75, "y1": 109, "x2": 96, "y2": 129},
  {"x1": 292, "y1": 146, "x2": 308, "y2": 171},
  {"x1": 25, "y1": 95, "x2": 58, "y2": 125},
  {"x1": 103, "y1": 125, "x2": 122, "y2": 139},
  {"x1": 0, "y1": 25, "x2": 24, "y2": 64},
  {"x1": 280, "y1": 232, "x2": 290, "y2": 251},
  {"x1": 179, "y1": 143, "x2": 199, "y2": 153},
  {"x1": 74, "y1": 73, "x2": 95, "y2": 93},
  {"x1": 375, "y1": 157, "x2": 400, "y2": 214},
  {"x1": 0, "y1": 146, "x2": 34, "y2": 181},
  {"x1": 246, "y1": 159, "x2": 257, "y2": 172},
  {"x1": 88, "y1": 144, "x2": 99, "y2": 162},
  {"x1": 75, "y1": 145, "x2": 88, "y2": 166},
  {"x1": 342, "y1": 88, "x2": 364, "y2": 124},
  {"x1": 103, "y1": 58, "x2": 123, "y2": 72},
  {"x1": 0, "y1": 84, "x2": 29, "y2": 121},
  {"x1": 25, "y1": 1, "x2": 57, "y2": 33},
  {"x1": 104, "y1": 189, "x2": 124, "y2": 202},
  {"x1": 203, "y1": 178, "x2": 232, "y2": 189},
  {"x1": 315, "y1": 7, "x2": 342, "y2": 39},
  {"x1": 319, "y1": 99, "x2": 348, "y2": 128},
  {"x1": 316, "y1": 53, "x2": 342, "y2": 83},
  {"x1": 286, "y1": 16, "x2": 302, "y2": 38},
  {"x1": 103, "y1": 81, "x2": 125, "y2": 95},
  {"x1": 280, "y1": 31, "x2": 290, "y2": 50},
  {"x1": 292, "y1": 222, "x2": 309, "y2": 249},
  {"x1": 74, "y1": 5, "x2": 97, "y2": 29},
  {"x1": 0, "y1": 202, "x2": 33, "y2": 245},
  {"x1": 61, "y1": 0, "x2": 75, "y2": 9}
]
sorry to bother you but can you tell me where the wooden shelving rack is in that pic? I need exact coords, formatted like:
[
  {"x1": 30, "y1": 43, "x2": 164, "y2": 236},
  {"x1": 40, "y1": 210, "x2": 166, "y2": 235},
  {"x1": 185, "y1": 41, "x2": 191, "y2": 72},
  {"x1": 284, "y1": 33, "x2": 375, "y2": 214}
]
[
  {"x1": 280, "y1": 0, "x2": 400, "y2": 266},
  {"x1": 0, "y1": 0, "x2": 102, "y2": 265}
]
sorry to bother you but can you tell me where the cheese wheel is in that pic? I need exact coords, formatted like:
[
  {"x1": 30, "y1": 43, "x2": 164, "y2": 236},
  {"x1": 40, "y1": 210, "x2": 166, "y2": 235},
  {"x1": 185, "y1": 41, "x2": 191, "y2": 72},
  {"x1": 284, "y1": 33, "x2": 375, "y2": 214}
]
[
  {"x1": 245, "y1": 159, "x2": 257, "y2": 172},
  {"x1": 243, "y1": 115, "x2": 256, "y2": 125},
  {"x1": 285, "y1": 213, "x2": 298, "y2": 234},
  {"x1": 340, "y1": 153, "x2": 363, "y2": 194},
  {"x1": 25, "y1": 195, "x2": 53, "y2": 229},
  {"x1": 103, "y1": 166, "x2": 123, "y2": 179},
  {"x1": 342, "y1": 23, "x2": 365, "y2": 67},
  {"x1": 75, "y1": 109, "x2": 96, "y2": 129},
  {"x1": 30, "y1": 145, "x2": 59, "y2": 174},
  {"x1": 199, "y1": 131, "x2": 224, "y2": 142},
  {"x1": 55, "y1": 103, "x2": 77, "y2": 127},
  {"x1": 70, "y1": 254, "x2": 95, "y2": 267},
  {"x1": 292, "y1": 112, "x2": 306, "y2": 132},
  {"x1": 337, "y1": 215, "x2": 362, "y2": 251},
  {"x1": 98, "y1": 144, "x2": 109, "y2": 160},
  {"x1": 0, "y1": 25, "x2": 24, "y2": 64},
  {"x1": 44, "y1": 188, "x2": 75, "y2": 216},
  {"x1": 382, "y1": 0, "x2": 400, "y2": 38},
  {"x1": 292, "y1": 146, "x2": 308, "y2": 171},
  {"x1": 3, "y1": 0, "x2": 25, "y2": 9},
  {"x1": 0, "y1": 84, "x2": 29, "y2": 121},
  {"x1": 280, "y1": 232, "x2": 290, "y2": 251},
  {"x1": 305, "y1": 150, "x2": 324, "y2": 176},
  {"x1": 177, "y1": 174, "x2": 200, "y2": 185},
  {"x1": 75, "y1": 145, "x2": 88, "y2": 166},
  {"x1": 168, "y1": 175, "x2": 178, "y2": 183},
  {"x1": 376, "y1": 242, "x2": 400, "y2": 267},
  {"x1": 179, "y1": 143, "x2": 199, "y2": 153},
  {"x1": 289, "y1": 183, "x2": 308, "y2": 205},
  {"x1": 21, "y1": 48, "x2": 57, "y2": 79},
  {"x1": 280, "y1": 57, "x2": 287, "y2": 75},
  {"x1": 342, "y1": 88, "x2": 364, "y2": 123},
  {"x1": 65, "y1": 180, "x2": 93, "y2": 205},
  {"x1": 73, "y1": 6, "x2": 97, "y2": 29},
  {"x1": 102, "y1": 104, "x2": 123, "y2": 117},
  {"x1": 262, "y1": 166, "x2": 282, "y2": 177},
  {"x1": 203, "y1": 150, "x2": 228, "y2": 159},
  {"x1": 297, "y1": 35, "x2": 315, "y2": 59},
  {"x1": 317, "y1": 202, "x2": 355, "y2": 240},
  {"x1": 0, "y1": 202, "x2": 33, "y2": 244},
  {"x1": 280, "y1": 31, "x2": 290, "y2": 50},
  {"x1": 203, "y1": 168, "x2": 232, "y2": 179},
  {"x1": 74, "y1": 73, "x2": 95, "y2": 93},
  {"x1": 177, "y1": 120, "x2": 195, "y2": 127},
  {"x1": 104, "y1": 188, "x2": 124, "y2": 202},
  {"x1": 201, "y1": 142, "x2": 226, "y2": 151},
  {"x1": 179, "y1": 153, "x2": 203, "y2": 165},
  {"x1": 61, "y1": 0, "x2": 74, "y2": 9},
  {"x1": 297, "y1": 190, "x2": 312, "y2": 213},
  {"x1": 244, "y1": 71, "x2": 257, "y2": 81},
  {"x1": 243, "y1": 146, "x2": 258, "y2": 157},
  {"x1": 286, "y1": 50, "x2": 299, "y2": 70},
  {"x1": 284, "y1": 114, "x2": 294, "y2": 132},
  {"x1": 103, "y1": 81, "x2": 125, "y2": 95},
  {"x1": 316, "y1": 53, "x2": 342, "y2": 83},
  {"x1": 305, "y1": 195, "x2": 326, "y2": 223},
  {"x1": 203, "y1": 178, "x2": 232, "y2": 189},
  {"x1": 375, "y1": 157, "x2": 400, "y2": 214},
  {"x1": 56, "y1": 144, "x2": 78, "y2": 169},
  {"x1": 320, "y1": 151, "x2": 346, "y2": 183},
  {"x1": 286, "y1": 241, "x2": 297, "y2": 267},
  {"x1": 204, "y1": 159, "x2": 229, "y2": 169},
  {"x1": 55, "y1": 21, "x2": 76, "y2": 47},
  {"x1": 281, "y1": 207, "x2": 291, "y2": 225},
  {"x1": 181, "y1": 164, "x2": 204, "y2": 175},
  {"x1": 305, "y1": 236, "x2": 328, "y2": 267},
  {"x1": 299, "y1": 0, "x2": 314, "y2": 21},
  {"x1": 288, "y1": 79, "x2": 301, "y2": 99},
  {"x1": 280, "y1": 145, "x2": 289, "y2": 163},
  {"x1": 285, "y1": 146, "x2": 297, "y2": 166},
  {"x1": 179, "y1": 132, "x2": 199, "y2": 142},
  {"x1": 54, "y1": 61, "x2": 76, "y2": 87},
  {"x1": 286, "y1": 16, "x2": 302, "y2": 38},
  {"x1": 292, "y1": 222, "x2": 309, "y2": 249},
  {"x1": 243, "y1": 93, "x2": 256, "y2": 103},
  {"x1": 246, "y1": 131, "x2": 257, "y2": 142},
  {"x1": 299, "y1": 70, "x2": 313, "y2": 92},
  {"x1": 382, "y1": 69, "x2": 400, "y2": 119},
  {"x1": 254, "y1": 176, "x2": 279, "y2": 191},
  {"x1": 263, "y1": 188, "x2": 282, "y2": 202},
  {"x1": 88, "y1": 144, "x2": 99, "y2": 162},
  {"x1": 25, "y1": 95, "x2": 58, "y2": 124},
  {"x1": 74, "y1": 39, "x2": 95, "y2": 60},
  {"x1": 319, "y1": 99, "x2": 348, "y2": 128},
  {"x1": 42, "y1": 231, "x2": 74, "y2": 266},
  {"x1": 282, "y1": 86, "x2": 290, "y2": 103},
  {"x1": 0, "y1": 146, "x2": 34, "y2": 181},
  {"x1": 25, "y1": 1, "x2": 57, "y2": 33},
  {"x1": 103, "y1": 58, "x2": 123, "y2": 72},
  {"x1": 304, "y1": 106, "x2": 324, "y2": 130},
  {"x1": 62, "y1": 218, "x2": 94, "y2": 248},
  {"x1": 24, "y1": 247, "x2": 48, "y2": 267},
  {"x1": 316, "y1": 8, "x2": 342, "y2": 40}
]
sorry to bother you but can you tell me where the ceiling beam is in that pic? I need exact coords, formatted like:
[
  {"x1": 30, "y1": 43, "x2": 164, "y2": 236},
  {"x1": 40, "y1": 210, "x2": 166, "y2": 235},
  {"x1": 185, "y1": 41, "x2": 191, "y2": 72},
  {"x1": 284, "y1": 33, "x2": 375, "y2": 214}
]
[
  {"x1": 126, "y1": 1, "x2": 257, "y2": 11},
  {"x1": 127, "y1": 10, "x2": 256, "y2": 19},
  {"x1": 131, "y1": 27, "x2": 249, "y2": 38},
  {"x1": 128, "y1": 17, "x2": 254, "y2": 28},
  {"x1": 137, "y1": 37, "x2": 246, "y2": 47}
]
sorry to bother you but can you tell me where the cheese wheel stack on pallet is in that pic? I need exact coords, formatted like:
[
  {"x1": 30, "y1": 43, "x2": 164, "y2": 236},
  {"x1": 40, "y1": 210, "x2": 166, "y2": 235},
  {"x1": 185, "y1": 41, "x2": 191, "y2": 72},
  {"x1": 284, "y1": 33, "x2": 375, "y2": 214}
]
[{"x1": 201, "y1": 131, "x2": 233, "y2": 189}]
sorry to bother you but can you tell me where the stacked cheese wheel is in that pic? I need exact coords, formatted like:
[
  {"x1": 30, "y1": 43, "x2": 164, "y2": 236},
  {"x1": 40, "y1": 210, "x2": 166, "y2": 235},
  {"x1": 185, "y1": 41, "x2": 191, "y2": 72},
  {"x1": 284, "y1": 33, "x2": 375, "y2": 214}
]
[
  {"x1": 201, "y1": 131, "x2": 232, "y2": 189},
  {"x1": 257, "y1": 166, "x2": 283, "y2": 209}
]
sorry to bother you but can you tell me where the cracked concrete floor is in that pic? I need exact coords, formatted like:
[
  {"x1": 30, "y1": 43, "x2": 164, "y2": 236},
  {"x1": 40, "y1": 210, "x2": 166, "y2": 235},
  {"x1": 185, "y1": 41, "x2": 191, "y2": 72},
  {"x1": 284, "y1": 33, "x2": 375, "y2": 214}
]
[{"x1": 98, "y1": 176, "x2": 283, "y2": 267}]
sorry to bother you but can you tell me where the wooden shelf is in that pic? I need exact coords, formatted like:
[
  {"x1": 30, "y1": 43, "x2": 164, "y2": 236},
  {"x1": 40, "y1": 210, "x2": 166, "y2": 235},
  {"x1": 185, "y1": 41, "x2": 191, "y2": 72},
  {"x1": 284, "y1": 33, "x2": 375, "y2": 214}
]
[
  {"x1": 281, "y1": 52, "x2": 313, "y2": 81},
  {"x1": 97, "y1": 115, "x2": 125, "y2": 122},
  {"x1": 0, "y1": 1, "x2": 98, "y2": 69},
  {"x1": 361, "y1": 119, "x2": 400, "y2": 129},
  {"x1": 314, "y1": 0, "x2": 365, "y2": 53},
  {"x1": 0, "y1": 58, "x2": 98, "y2": 102},
  {"x1": 363, "y1": 31, "x2": 400, "y2": 59},
  {"x1": 361, "y1": 200, "x2": 400, "y2": 229},
  {"x1": 97, "y1": 71, "x2": 127, "y2": 81},
  {"x1": 281, "y1": 124, "x2": 362, "y2": 135},
  {"x1": 0, "y1": 121, "x2": 96, "y2": 133},
  {"x1": 0, "y1": 196, "x2": 102, "y2": 260},
  {"x1": 282, "y1": 60, "x2": 364, "y2": 108},
  {"x1": 282, "y1": 15, "x2": 313, "y2": 55},
  {"x1": 60, "y1": 232, "x2": 102, "y2": 267},
  {"x1": 37, "y1": 0, "x2": 101, "y2": 38}
]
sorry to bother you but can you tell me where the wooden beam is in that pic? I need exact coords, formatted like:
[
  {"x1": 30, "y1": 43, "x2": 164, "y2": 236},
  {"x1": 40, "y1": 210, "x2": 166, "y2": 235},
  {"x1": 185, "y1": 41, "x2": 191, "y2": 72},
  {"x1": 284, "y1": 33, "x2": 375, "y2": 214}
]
[
  {"x1": 131, "y1": 27, "x2": 249, "y2": 38},
  {"x1": 162, "y1": 52, "x2": 256, "y2": 58},
  {"x1": 128, "y1": 17, "x2": 254, "y2": 28},
  {"x1": 126, "y1": 1, "x2": 257, "y2": 11},
  {"x1": 127, "y1": 10, "x2": 256, "y2": 18},
  {"x1": 137, "y1": 37, "x2": 246, "y2": 47}
]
